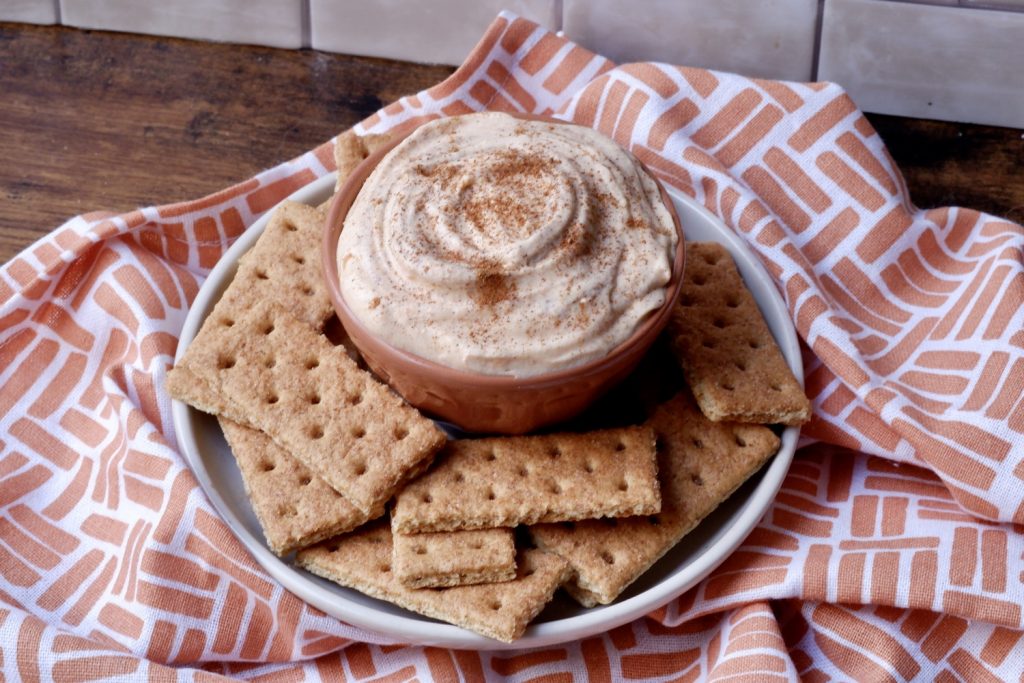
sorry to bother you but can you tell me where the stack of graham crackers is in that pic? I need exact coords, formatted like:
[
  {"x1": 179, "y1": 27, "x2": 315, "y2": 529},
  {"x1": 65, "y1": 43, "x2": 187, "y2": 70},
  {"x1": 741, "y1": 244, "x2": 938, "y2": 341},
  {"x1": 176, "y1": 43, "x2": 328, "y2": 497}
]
[{"x1": 166, "y1": 131, "x2": 811, "y2": 643}]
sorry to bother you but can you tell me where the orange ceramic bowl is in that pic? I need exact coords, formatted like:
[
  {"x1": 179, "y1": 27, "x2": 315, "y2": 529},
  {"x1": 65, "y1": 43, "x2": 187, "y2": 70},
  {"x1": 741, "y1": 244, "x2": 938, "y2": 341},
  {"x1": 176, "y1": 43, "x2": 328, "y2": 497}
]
[{"x1": 323, "y1": 115, "x2": 686, "y2": 434}]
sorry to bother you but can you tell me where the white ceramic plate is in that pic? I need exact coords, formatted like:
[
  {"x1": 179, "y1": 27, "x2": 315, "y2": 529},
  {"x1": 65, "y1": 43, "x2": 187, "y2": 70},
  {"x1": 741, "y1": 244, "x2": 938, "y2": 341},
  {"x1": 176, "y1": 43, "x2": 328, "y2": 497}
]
[{"x1": 171, "y1": 173, "x2": 802, "y2": 650}]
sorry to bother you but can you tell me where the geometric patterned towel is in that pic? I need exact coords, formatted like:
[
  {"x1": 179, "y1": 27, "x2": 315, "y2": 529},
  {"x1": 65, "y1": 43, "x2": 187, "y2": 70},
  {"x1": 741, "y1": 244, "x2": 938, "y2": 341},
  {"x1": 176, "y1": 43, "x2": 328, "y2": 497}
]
[{"x1": 1, "y1": 12, "x2": 1022, "y2": 681}]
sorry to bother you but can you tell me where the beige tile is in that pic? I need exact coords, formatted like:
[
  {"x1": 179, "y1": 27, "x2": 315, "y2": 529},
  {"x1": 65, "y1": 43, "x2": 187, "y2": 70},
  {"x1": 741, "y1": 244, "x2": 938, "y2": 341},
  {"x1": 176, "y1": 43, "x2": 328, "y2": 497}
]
[
  {"x1": 1, "y1": 0, "x2": 57, "y2": 24},
  {"x1": 562, "y1": 0, "x2": 818, "y2": 81},
  {"x1": 819, "y1": 0, "x2": 1024, "y2": 128},
  {"x1": 59, "y1": 0, "x2": 304, "y2": 48},
  {"x1": 310, "y1": 0, "x2": 560, "y2": 66}
]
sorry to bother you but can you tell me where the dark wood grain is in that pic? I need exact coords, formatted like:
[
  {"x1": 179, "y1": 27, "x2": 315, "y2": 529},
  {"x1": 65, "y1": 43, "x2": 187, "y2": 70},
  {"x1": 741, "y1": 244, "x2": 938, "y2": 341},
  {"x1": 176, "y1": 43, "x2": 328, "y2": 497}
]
[
  {"x1": 1, "y1": 22, "x2": 1022, "y2": 266},
  {"x1": 866, "y1": 113, "x2": 1024, "y2": 223},
  {"x1": 0, "y1": 23, "x2": 453, "y2": 263}
]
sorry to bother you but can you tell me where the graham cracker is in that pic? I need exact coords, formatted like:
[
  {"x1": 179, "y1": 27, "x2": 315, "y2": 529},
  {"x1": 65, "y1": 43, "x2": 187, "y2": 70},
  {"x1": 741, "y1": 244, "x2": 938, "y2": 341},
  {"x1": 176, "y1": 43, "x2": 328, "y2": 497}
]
[
  {"x1": 334, "y1": 130, "x2": 394, "y2": 190},
  {"x1": 392, "y1": 426, "x2": 660, "y2": 534},
  {"x1": 392, "y1": 527, "x2": 516, "y2": 589},
  {"x1": 167, "y1": 200, "x2": 337, "y2": 415},
  {"x1": 220, "y1": 200, "x2": 335, "y2": 332},
  {"x1": 667, "y1": 241, "x2": 810, "y2": 425},
  {"x1": 167, "y1": 365, "x2": 241, "y2": 421},
  {"x1": 529, "y1": 392, "x2": 779, "y2": 606},
  {"x1": 174, "y1": 299, "x2": 446, "y2": 513},
  {"x1": 296, "y1": 521, "x2": 571, "y2": 642},
  {"x1": 220, "y1": 417, "x2": 380, "y2": 555}
]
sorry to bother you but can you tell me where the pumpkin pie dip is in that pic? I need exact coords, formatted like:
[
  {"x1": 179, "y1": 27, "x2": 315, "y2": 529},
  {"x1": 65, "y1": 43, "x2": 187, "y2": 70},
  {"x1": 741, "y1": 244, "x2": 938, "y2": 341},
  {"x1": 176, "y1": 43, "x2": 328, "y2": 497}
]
[{"x1": 336, "y1": 112, "x2": 678, "y2": 377}]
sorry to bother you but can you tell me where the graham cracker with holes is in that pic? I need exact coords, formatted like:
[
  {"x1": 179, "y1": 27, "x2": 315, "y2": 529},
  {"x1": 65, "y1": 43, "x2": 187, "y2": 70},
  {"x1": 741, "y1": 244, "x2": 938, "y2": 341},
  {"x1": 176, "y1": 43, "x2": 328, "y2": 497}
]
[
  {"x1": 220, "y1": 417, "x2": 381, "y2": 555},
  {"x1": 223, "y1": 200, "x2": 335, "y2": 331},
  {"x1": 529, "y1": 391, "x2": 779, "y2": 607},
  {"x1": 667, "y1": 241, "x2": 810, "y2": 425},
  {"x1": 392, "y1": 426, "x2": 660, "y2": 534},
  {"x1": 167, "y1": 199, "x2": 335, "y2": 416},
  {"x1": 172, "y1": 299, "x2": 446, "y2": 513},
  {"x1": 334, "y1": 130, "x2": 395, "y2": 190},
  {"x1": 392, "y1": 527, "x2": 516, "y2": 589},
  {"x1": 297, "y1": 521, "x2": 571, "y2": 642}
]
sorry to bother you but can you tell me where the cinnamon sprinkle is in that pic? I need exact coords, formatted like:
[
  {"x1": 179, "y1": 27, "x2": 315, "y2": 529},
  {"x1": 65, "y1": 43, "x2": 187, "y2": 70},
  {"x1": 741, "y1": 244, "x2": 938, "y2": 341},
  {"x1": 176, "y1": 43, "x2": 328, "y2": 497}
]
[
  {"x1": 460, "y1": 149, "x2": 560, "y2": 238},
  {"x1": 487, "y1": 149, "x2": 555, "y2": 182},
  {"x1": 473, "y1": 269, "x2": 515, "y2": 307}
]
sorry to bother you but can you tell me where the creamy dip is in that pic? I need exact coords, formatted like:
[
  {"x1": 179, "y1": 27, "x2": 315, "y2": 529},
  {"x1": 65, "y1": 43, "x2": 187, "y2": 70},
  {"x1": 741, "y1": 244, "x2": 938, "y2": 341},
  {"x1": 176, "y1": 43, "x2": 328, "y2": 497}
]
[{"x1": 336, "y1": 112, "x2": 678, "y2": 377}]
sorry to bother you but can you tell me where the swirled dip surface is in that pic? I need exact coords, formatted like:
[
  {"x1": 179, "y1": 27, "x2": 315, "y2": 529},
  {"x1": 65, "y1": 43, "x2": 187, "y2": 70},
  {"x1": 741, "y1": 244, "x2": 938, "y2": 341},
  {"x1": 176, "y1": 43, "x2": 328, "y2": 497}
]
[{"x1": 337, "y1": 112, "x2": 678, "y2": 377}]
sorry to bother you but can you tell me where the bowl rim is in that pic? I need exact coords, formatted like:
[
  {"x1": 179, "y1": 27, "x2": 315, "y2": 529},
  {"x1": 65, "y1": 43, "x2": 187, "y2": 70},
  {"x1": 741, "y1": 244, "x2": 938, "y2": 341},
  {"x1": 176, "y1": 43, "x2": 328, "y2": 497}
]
[{"x1": 322, "y1": 112, "x2": 687, "y2": 389}]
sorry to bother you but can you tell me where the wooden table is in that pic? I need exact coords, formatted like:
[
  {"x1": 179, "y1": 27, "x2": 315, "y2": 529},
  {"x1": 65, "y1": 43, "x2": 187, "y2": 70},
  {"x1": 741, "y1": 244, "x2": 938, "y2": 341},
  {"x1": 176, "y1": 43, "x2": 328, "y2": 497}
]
[{"x1": 2, "y1": 22, "x2": 1023, "y2": 265}]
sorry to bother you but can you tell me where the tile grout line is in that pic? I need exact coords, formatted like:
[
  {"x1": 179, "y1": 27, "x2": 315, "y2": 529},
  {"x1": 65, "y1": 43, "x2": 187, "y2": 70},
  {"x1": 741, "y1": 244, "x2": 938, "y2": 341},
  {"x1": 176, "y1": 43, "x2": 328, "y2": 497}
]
[
  {"x1": 811, "y1": 0, "x2": 826, "y2": 81},
  {"x1": 301, "y1": 0, "x2": 311, "y2": 49}
]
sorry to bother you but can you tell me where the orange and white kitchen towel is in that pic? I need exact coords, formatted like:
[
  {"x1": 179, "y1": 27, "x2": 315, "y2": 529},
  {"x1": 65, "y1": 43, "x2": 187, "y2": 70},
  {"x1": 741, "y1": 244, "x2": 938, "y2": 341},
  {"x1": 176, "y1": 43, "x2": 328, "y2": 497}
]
[{"x1": 2, "y1": 12, "x2": 1023, "y2": 681}]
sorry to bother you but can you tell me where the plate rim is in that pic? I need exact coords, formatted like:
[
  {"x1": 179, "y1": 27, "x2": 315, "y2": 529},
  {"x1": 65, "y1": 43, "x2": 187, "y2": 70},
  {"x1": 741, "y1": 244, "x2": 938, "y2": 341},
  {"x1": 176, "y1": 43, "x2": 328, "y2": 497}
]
[{"x1": 171, "y1": 173, "x2": 801, "y2": 650}]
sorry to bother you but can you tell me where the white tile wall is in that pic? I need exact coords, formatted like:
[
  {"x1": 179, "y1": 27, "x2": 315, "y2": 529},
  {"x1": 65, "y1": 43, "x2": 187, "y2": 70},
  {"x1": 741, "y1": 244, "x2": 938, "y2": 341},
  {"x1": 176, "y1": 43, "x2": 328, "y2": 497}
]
[
  {"x1": 0, "y1": 0, "x2": 58, "y2": 24},
  {"x1": 819, "y1": 0, "x2": 1024, "y2": 128},
  {"x1": 8, "y1": 0, "x2": 1024, "y2": 128},
  {"x1": 59, "y1": 0, "x2": 304, "y2": 49},
  {"x1": 562, "y1": 0, "x2": 819, "y2": 81},
  {"x1": 309, "y1": 0, "x2": 560, "y2": 66}
]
